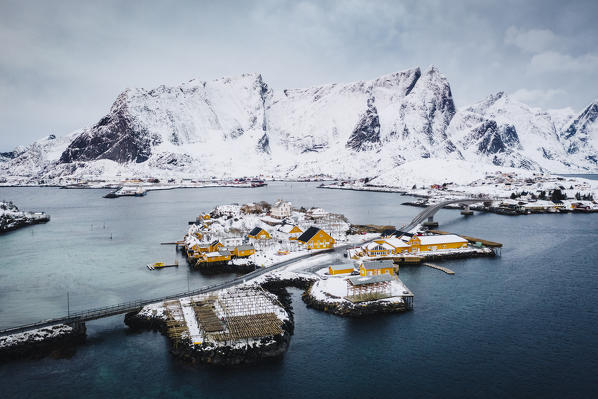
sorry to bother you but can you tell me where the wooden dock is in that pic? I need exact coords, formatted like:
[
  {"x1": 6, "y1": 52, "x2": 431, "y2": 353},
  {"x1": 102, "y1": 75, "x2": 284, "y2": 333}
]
[
  {"x1": 428, "y1": 230, "x2": 503, "y2": 248},
  {"x1": 423, "y1": 262, "x2": 455, "y2": 275}
]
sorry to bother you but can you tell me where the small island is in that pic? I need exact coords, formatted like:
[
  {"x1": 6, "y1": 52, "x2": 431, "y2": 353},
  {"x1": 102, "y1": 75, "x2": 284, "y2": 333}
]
[{"x1": 0, "y1": 201, "x2": 50, "y2": 234}]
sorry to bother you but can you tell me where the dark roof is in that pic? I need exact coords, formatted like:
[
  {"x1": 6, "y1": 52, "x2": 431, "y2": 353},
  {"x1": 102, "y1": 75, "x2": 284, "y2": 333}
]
[
  {"x1": 401, "y1": 232, "x2": 414, "y2": 238},
  {"x1": 211, "y1": 240, "x2": 221, "y2": 246},
  {"x1": 297, "y1": 226, "x2": 321, "y2": 243},
  {"x1": 248, "y1": 227, "x2": 263, "y2": 236},
  {"x1": 381, "y1": 229, "x2": 397, "y2": 237}
]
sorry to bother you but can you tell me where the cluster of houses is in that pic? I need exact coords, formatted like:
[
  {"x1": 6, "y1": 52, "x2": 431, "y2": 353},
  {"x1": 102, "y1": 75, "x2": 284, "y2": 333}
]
[
  {"x1": 184, "y1": 200, "x2": 340, "y2": 266},
  {"x1": 247, "y1": 224, "x2": 336, "y2": 250},
  {"x1": 358, "y1": 229, "x2": 468, "y2": 258}
]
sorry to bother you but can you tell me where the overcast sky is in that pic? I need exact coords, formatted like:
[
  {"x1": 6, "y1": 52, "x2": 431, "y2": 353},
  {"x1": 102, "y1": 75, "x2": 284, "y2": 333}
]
[{"x1": 1, "y1": 0, "x2": 597, "y2": 151}]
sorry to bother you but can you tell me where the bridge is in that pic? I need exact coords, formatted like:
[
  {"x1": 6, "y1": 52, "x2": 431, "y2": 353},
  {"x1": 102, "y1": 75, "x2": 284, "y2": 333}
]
[
  {"x1": 402, "y1": 198, "x2": 492, "y2": 232},
  {"x1": 0, "y1": 243, "x2": 356, "y2": 337}
]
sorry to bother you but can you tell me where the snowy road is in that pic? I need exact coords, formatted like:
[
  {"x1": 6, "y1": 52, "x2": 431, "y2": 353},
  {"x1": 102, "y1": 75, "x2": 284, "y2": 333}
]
[{"x1": 0, "y1": 242, "x2": 363, "y2": 336}]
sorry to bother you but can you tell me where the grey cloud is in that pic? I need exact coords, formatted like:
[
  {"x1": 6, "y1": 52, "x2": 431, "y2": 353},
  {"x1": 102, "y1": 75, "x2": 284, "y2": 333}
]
[{"x1": 1, "y1": 0, "x2": 597, "y2": 150}]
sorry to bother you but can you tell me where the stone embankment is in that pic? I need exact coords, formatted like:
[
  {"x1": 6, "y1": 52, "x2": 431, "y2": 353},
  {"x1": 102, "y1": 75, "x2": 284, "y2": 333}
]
[{"x1": 0, "y1": 323, "x2": 86, "y2": 361}]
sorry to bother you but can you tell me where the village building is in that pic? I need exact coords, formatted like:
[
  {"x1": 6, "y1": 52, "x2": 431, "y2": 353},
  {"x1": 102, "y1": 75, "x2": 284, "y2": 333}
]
[
  {"x1": 271, "y1": 199, "x2": 292, "y2": 219},
  {"x1": 306, "y1": 207, "x2": 328, "y2": 219},
  {"x1": 233, "y1": 244, "x2": 255, "y2": 257},
  {"x1": 407, "y1": 234, "x2": 468, "y2": 252},
  {"x1": 248, "y1": 227, "x2": 271, "y2": 240},
  {"x1": 222, "y1": 236, "x2": 244, "y2": 247},
  {"x1": 328, "y1": 264, "x2": 355, "y2": 275},
  {"x1": 208, "y1": 240, "x2": 224, "y2": 252},
  {"x1": 296, "y1": 226, "x2": 336, "y2": 250},
  {"x1": 363, "y1": 237, "x2": 411, "y2": 257},
  {"x1": 279, "y1": 224, "x2": 303, "y2": 240},
  {"x1": 359, "y1": 260, "x2": 395, "y2": 277},
  {"x1": 202, "y1": 250, "x2": 231, "y2": 263},
  {"x1": 363, "y1": 241, "x2": 394, "y2": 257}
]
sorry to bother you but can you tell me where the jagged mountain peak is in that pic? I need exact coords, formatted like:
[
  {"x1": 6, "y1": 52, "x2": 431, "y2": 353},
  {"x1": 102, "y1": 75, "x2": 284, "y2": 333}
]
[{"x1": 2, "y1": 68, "x2": 597, "y2": 183}]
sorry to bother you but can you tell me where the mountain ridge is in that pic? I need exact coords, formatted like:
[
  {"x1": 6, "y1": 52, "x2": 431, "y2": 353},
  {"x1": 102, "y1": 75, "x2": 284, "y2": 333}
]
[{"x1": 1, "y1": 67, "x2": 597, "y2": 184}]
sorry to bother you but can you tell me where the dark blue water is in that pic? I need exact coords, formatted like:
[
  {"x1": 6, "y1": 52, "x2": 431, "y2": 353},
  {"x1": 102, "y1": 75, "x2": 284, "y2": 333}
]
[{"x1": 1, "y1": 182, "x2": 597, "y2": 398}]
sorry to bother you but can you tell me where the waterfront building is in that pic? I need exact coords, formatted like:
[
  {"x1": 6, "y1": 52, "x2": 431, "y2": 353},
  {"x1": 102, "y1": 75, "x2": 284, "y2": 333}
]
[
  {"x1": 233, "y1": 244, "x2": 255, "y2": 257},
  {"x1": 359, "y1": 260, "x2": 395, "y2": 276},
  {"x1": 407, "y1": 234, "x2": 468, "y2": 252},
  {"x1": 328, "y1": 264, "x2": 355, "y2": 275},
  {"x1": 248, "y1": 227, "x2": 271, "y2": 240},
  {"x1": 297, "y1": 226, "x2": 336, "y2": 250}
]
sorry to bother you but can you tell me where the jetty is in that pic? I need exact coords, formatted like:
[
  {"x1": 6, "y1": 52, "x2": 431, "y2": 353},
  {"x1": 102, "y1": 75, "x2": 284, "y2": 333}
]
[
  {"x1": 423, "y1": 262, "x2": 455, "y2": 275},
  {"x1": 428, "y1": 230, "x2": 503, "y2": 248}
]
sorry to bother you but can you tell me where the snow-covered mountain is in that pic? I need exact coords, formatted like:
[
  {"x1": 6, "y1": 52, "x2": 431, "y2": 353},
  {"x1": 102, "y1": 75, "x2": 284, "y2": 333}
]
[{"x1": 1, "y1": 67, "x2": 596, "y2": 184}]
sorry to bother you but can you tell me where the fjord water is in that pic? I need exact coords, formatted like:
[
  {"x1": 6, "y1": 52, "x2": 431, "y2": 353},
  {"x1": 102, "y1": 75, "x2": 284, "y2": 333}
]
[{"x1": 0, "y1": 182, "x2": 596, "y2": 398}]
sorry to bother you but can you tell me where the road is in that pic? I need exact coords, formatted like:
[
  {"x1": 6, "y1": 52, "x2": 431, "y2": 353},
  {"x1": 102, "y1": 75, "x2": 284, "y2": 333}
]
[{"x1": 0, "y1": 242, "x2": 359, "y2": 337}]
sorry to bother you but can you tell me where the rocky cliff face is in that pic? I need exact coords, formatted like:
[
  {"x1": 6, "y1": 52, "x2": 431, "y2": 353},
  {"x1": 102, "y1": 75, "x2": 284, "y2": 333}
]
[
  {"x1": 1, "y1": 68, "x2": 597, "y2": 183},
  {"x1": 561, "y1": 101, "x2": 598, "y2": 166}
]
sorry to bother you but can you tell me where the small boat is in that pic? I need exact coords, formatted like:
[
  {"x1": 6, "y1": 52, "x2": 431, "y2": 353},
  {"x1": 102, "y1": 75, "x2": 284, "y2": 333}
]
[{"x1": 147, "y1": 261, "x2": 178, "y2": 270}]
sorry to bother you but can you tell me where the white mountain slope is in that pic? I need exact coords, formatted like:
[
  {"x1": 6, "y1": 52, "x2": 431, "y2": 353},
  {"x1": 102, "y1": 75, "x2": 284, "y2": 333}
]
[
  {"x1": 447, "y1": 92, "x2": 579, "y2": 172},
  {"x1": 1, "y1": 67, "x2": 597, "y2": 184}
]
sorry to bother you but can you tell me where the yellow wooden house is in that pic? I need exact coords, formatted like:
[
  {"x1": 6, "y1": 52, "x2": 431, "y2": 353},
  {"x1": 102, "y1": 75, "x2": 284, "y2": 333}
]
[
  {"x1": 233, "y1": 244, "x2": 255, "y2": 258},
  {"x1": 248, "y1": 227, "x2": 271, "y2": 240},
  {"x1": 280, "y1": 224, "x2": 303, "y2": 240},
  {"x1": 359, "y1": 260, "x2": 395, "y2": 276},
  {"x1": 201, "y1": 250, "x2": 231, "y2": 263},
  {"x1": 328, "y1": 264, "x2": 355, "y2": 275},
  {"x1": 208, "y1": 240, "x2": 224, "y2": 252},
  {"x1": 364, "y1": 237, "x2": 411, "y2": 257},
  {"x1": 407, "y1": 234, "x2": 468, "y2": 252},
  {"x1": 297, "y1": 227, "x2": 335, "y2": 250}
]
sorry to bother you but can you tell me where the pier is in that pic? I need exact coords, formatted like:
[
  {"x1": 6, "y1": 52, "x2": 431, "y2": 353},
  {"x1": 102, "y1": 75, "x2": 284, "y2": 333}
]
[{"x1": 423, "y1": 263, "x2": 455, "y2": 275}]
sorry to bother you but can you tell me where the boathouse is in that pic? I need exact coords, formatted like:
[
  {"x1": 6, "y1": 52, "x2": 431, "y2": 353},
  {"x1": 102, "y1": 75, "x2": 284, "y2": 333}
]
[
  {"x1": 297, "y1": 227, "x2": 335, "y2": 250},
  {"x1": 328, "y1": 264, "x2": 355, "y2": 275},
  {"x1": 202, "y1": 250, "x2": 231, "y2": 263},
  {"x1": 233, "y1": 244, "x2": 255, "y2": 258},
  {"x1": 359, "y1": 260, "x2": 395, "y2": 277},
  {"x1": 407, "y1": 234, "x2": 468, "y2": 252},
  {"x1": 248, "y1": 227, "x2": 271, "y2": 240}
]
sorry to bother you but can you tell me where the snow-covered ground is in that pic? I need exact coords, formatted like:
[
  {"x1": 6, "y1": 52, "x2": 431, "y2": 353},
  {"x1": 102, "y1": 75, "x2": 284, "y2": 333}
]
[
  {"x1": 322, "y1": 158, "x2": 598, "y2": 210},
  {"x1": 0, "y1": 324, "x2": 74, "y2": 349}
]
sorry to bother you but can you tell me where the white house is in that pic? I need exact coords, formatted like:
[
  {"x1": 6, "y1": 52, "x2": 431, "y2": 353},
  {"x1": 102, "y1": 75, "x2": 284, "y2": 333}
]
[{"x1": 271, "y1": 199, "x2": 292, "y2": 219}]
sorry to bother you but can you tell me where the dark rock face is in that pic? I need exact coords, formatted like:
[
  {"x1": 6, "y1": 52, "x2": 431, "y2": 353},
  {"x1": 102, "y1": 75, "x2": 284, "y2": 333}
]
[
  {"x1": 0, "y1": 151, "x2": 16, "y2": 160},
  {"x1": 257, "y1": 133, "x2": 271, "y2": 154},
  {"x1": 346, "y1": 97, "x2": 381, "y2": 151},
  {"x1": 59, "y1": 92, "x2": 153, "y2": 164},
  {"x1": 468, "y1": 120, "x2": 521, "y2": 155},
  {"x1": 562, "y1": 102, "x2": 598, "y2": 155}
]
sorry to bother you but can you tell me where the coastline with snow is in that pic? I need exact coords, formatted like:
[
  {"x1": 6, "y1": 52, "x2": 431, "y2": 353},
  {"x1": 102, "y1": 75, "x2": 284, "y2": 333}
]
[{"x1": 0, "y1": 201, "x2": 50, "y2": 234}]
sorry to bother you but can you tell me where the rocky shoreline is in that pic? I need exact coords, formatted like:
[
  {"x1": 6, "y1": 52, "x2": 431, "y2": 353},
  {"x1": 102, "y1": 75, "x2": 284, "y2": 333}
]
[
  {"x1": 0, "y1": 201, "x2": 50, "y2": 234},
  {"x1": 0, "y1": 323, "x2": 86, "y2": 362}
]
